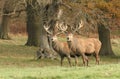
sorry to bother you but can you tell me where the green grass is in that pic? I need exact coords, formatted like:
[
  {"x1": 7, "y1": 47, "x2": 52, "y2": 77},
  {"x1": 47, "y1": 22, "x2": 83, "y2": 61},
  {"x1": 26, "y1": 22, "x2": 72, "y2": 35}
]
[
  {"x1": 111, "y1": 38, "x2": 120, "y2": 56},
  {"x1": 0, "y1": 35, "x2": 120, "y2": 79},
  {"x1": 0, "y1": 64, "x2": 120, "y2": 79}
]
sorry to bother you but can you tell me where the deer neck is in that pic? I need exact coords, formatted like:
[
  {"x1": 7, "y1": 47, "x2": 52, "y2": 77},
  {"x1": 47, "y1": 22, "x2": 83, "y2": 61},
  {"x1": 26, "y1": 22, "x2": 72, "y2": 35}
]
[
  {"x1": 52, "y1": 40, "x2": 60, "y2": 49},
  {"x1": 67, "y1": 37, "x2": 77, "y2": 52}
]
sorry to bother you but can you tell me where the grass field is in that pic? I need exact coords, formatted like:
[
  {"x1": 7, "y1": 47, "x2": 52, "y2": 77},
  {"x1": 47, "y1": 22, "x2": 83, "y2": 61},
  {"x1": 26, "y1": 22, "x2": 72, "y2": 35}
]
[
  {"x1": 0, "y1": 35, "x2": 120, "y2": 79},
  {"x1": 0, "y1": 64, "x2": 120, "y2": 79}
]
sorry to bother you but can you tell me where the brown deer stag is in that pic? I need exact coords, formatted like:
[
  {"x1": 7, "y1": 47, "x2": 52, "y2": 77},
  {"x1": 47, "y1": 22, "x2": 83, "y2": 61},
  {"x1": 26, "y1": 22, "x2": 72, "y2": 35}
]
[
  {"x1": 63, "y1": 20, "x2": 102, "y2": 66},
  {"x1": 43, "y1": 22, "x2": 79, "y2": 66}
]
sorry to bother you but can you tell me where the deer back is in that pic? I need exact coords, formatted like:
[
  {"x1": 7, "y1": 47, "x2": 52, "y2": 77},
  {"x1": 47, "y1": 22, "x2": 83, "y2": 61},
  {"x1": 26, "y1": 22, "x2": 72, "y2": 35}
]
[{"x1": 84, "y1": 38, "x2": 101, "y2": 54}]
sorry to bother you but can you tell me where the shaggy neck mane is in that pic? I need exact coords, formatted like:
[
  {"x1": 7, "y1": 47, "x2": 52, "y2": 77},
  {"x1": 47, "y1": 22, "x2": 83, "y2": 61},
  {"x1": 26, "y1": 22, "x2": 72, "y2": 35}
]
[
  {"x1": 52, "y1": 40, "x2": 63, "y2": 51},
  {"x1": 67, "y1": 37, "x2": 78, "y2": 51}
]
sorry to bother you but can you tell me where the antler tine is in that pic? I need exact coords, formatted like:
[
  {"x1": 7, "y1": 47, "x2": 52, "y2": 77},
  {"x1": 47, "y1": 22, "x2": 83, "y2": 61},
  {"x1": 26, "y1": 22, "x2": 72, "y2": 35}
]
[
  {"x1": 56, "y1": 21, "x2": 61, "y2": 30},
  {"x1": 43, "y1": 23, "x2": 52, "y2": 35},
  {"x1": 56, "y1": 22, "x2": 68, "y2": 35},
  {"x1": 73, "y1": 20, "x2": 84, "y2": 33},
  {"x1": 78, "y1": 20, "x2": 84, "y2": 29},
  {"x1": 60, "y1": 22, "x2": 68, "y2": 32}
]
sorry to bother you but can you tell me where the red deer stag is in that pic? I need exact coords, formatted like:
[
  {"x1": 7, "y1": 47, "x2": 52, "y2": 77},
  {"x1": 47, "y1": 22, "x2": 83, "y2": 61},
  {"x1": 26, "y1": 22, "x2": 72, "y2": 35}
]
[
  {"x1": 43, "y1": 22, "x2": 79, "y2": 66},
  {"x1": 64, "y1": 20, "x2": 102, "y2": 66}
]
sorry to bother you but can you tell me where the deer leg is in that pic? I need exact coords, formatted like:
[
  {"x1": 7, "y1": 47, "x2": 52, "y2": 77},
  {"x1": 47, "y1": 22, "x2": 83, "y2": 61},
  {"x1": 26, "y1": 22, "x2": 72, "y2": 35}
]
[
  {"x1": 85, "y1": 55, "x2": 89, "y2": 66},
  {"x1": 61, "y1": 56, "x2": 64, "y2": 66},
  {"x1": 67, "y1": 55, "x2": 72, "y2": 67},
  {"x1": 81, "y1": 54, "x2": 86, "y2": 66},
  {"x1": 75, "y1": 56, "x2": 78, "y2": 66},
  {"x1": 94, "y1": 53, "x2": 100, "y2": 65},
  {"x1": 96, "y1": 54, "x2": 100, "y2": 65}
]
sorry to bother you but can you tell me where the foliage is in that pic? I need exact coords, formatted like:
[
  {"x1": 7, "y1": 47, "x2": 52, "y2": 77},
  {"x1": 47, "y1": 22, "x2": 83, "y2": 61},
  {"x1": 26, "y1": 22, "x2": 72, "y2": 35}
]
[
  {"x1": 96, "y1": 0, "x2": 120, "y2": 18},
  {"x1": 0, "y1": 0, "x2": 120, "y2": 35},
  {"x1": 61, "y1": 0, "x2": 120, "y2": 36}
]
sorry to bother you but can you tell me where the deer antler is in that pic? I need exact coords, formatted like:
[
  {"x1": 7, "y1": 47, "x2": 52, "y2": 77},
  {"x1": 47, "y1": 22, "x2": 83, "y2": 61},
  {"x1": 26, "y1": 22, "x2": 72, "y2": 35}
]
[
  {"x1": 56, "y1": 22, "x2": 68, "y2": 35},
  {"x1": 43, "y1": 23, "x2": 52, "y2": 35},
  {"x1": 44, "y1": 21, "x2": 68, "y2": 36},
  {"x1": 79, "y1": 20, "x2": 84, "y2": 29},
  {"x1": 71, "y1": 20, "x2": 84, "y2": 33}
]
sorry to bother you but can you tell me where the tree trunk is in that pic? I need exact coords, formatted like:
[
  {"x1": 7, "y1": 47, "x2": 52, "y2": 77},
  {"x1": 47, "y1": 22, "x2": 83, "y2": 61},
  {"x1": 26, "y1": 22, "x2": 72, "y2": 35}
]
[
  {"x1": 25, "y1": 0, "x2": 56, "y2": 55},
  {"x1": 98, "y1": 23, "x2": 115, "y2": 56},
  {"x1": 25, "y1": 12, "x2": 41, "y2": 46},
  {"x1": 0, "y1": 15, "x2": 10, "y2": 39},
  {"x1": 25, "y1": 0, "x2": 65, "y2": 59},
  {"x1": 25, "y1": 0, "x2": 41, "y2": 46}
]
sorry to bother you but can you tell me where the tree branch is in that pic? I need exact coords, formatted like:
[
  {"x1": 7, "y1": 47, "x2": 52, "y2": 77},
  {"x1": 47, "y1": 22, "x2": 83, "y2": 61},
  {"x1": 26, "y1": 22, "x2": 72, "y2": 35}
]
[
  {"x1": 0, "y1": 0, "x2": 26, "y2": 17},
  {"x1": 61, "y1": 3, "x2": 73, "y2": 11}
]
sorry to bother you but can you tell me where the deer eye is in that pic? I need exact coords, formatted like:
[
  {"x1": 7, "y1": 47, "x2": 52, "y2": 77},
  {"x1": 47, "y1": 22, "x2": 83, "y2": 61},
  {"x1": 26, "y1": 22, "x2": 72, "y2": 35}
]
[
  {"x1": 67, "y1": 37, "x2": 69, "y2": 40},
  {"x1": 51, "y1": 38, "x2": 53, "y2": 41}
]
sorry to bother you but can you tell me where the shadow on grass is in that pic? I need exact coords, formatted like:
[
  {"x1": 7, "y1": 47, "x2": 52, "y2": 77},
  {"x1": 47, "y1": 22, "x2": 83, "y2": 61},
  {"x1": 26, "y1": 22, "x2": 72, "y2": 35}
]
[{"x1": 22, "y1": 76, "x2": 38, "y2": 79}]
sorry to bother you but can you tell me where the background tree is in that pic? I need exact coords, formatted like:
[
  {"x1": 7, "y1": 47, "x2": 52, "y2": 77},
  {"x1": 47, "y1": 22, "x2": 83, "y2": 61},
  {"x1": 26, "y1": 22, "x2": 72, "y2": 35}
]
[
  {"x1": 61, "y1": 0, "x2": 116, "y2": 56},
  {"x1": 0, "y1": 0, "x2": 119, "y2": 56},
  {"x1": 0, "y1": 0, "x2": 10, "y2": 39},
  {"x1": 98, "y1": 22, "x2": 114, "y2": 56},
  {"x1": 25, "y1": 0, "x2": 72, "y2": 55},
  {"x1": 25, "y1": 0, "x2": 42, "y2": 46},
  {"x1": 25, "y1": 0, "x2": 64, "y2": 55},
  {"x1": 0, "y1": 0, "x2": 25, "y2": 39}
]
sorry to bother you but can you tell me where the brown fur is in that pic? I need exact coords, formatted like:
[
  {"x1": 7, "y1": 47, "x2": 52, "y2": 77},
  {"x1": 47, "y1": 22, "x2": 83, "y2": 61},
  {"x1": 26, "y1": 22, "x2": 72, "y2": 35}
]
[
  {"x1": 67, "y1": 34, "x2": 102, "y2": 66},
  {"x1": 52, "y1": 37, "x2": 79, "y2": 66}
]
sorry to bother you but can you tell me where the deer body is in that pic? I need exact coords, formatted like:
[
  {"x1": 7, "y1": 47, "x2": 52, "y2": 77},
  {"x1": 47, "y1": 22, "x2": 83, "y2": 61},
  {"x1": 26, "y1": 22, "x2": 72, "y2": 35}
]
[
  {"x1": 67, "y1": 33, "x2": 101, "y2": 66},
  {"x1": 51, "y1": 38, "x2": 72, "y2": 66},
  {"x1": 64, "y1": 20, "x2": 101, "y2": 66},
  {"x1": 52, "y1": 40, "x2": 71, "y2": 57},
  {"x1": 43, "y1": 22, "x2": 79, "y2": 66}
]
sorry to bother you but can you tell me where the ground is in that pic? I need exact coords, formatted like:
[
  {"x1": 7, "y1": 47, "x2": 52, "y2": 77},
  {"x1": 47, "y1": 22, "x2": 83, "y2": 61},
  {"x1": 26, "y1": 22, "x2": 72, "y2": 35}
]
[{"x1": 0, "y1": 35, "x2": 120, "y2": 79}]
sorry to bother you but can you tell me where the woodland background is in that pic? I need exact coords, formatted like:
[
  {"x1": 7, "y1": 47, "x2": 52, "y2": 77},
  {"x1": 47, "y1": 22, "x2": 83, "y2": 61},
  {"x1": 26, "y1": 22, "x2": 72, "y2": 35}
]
[{"x1": 0, "y1": 0, "x2": 120, "y2": 79}]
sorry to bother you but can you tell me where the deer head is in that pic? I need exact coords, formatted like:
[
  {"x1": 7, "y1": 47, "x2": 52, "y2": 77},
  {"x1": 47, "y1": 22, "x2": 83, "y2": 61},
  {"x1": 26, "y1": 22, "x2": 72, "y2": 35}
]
[
  {"x1": 43, "y1": 21, "x2": 68, "y2": 42},
  {"x1": 66, "y1": 20, "x2": 84, "y2": 42},
  {"x1": 43, "y1": 22, "x2": 56, "y2": 41}
]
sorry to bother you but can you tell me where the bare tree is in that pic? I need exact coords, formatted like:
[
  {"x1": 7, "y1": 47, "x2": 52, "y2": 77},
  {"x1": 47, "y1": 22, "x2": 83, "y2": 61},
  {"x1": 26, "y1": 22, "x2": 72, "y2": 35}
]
[
  {"x1": 0, "y1": 0, "x2": 10, "y2": 39},
  {"x1": 25, "y1": 0, "x2": 73, "y2": 57},
  {"x1": 98, "y1": 22, "x2": 114, "y2": 56},
  {"x1": 0, "y1": 0, "x2": 116, "y2": 56},
  {"x1": 0, "y1": 0, "x2": 25, "y2": 39}
]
